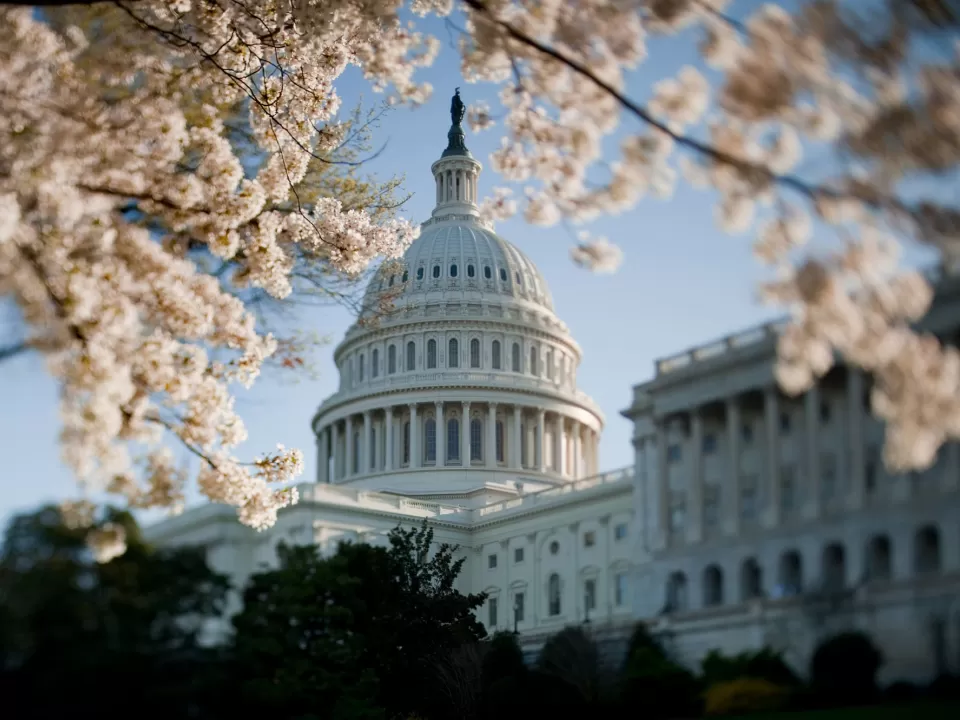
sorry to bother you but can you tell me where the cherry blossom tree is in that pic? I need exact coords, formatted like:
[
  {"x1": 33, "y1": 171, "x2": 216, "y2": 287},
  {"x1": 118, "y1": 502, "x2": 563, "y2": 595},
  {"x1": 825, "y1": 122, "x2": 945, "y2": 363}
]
[{"x1": 2, "y1": 0, "x2": 958, "y2": 558}]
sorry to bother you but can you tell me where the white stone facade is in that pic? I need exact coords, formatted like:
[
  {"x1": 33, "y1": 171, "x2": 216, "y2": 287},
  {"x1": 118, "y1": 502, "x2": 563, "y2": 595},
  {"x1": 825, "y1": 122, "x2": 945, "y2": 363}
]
[
  {"x1": 622, "y1": 270, "x2": 960, "y2": 683},
  {"x1": 145, "y1": 104, "x2": 960, "y2": 683}
]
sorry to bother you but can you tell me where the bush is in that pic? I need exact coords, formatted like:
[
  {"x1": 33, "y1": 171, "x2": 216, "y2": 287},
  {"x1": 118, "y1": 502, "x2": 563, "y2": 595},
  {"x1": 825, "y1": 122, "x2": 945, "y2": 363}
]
[
  {"x1": 537, "y1": 626, "x2": 601, "y2": 703},
  {"x1": 883, "y1": 681, "x2": 921, "y2": 704},
  {"x1": 619, "y1": 645, "x2": 703, "y2": 719},
  {"x1": 704, "y1": 677, "x2": 790, "y2": 716},
  {"x1": 481, "y1": 632, "x2": 525, "y2": 692},
  {"x1": 701, "y1": 647, "x2": 801, "y2": 688},
  {"x1": 810, "y1": 631, "x2": 883, "y2": 707}
]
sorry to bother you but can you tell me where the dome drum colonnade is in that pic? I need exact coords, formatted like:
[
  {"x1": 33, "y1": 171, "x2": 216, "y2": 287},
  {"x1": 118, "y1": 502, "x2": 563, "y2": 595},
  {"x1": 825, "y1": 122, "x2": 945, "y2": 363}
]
[{"x1": 311, "y1": 88, "x2": 604, "y2": 491}]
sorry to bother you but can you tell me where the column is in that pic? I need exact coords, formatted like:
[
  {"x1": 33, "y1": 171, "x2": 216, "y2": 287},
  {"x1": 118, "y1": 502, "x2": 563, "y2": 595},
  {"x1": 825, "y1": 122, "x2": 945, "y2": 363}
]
[
  {"x1": 316, "y1": 428, "x2": 328, "y2": 484},
  {"x1": 688, "y1": 410, "x2": 704, "y2": 544},
  {"x1": 331, "y1": 421, "x2": 340, "y2": 482},
  {"x1": 569, "y1": 522, "x2": 580, "y2": 620},
  {"x1": 554, "y1": 414, "x2": 564, "y2": 475},
  {"x1": 512, "y1": 406, "x2": 523, "y2": 470},
  {"x1": 655, "y1": 421, "x2": 669, "y2": 549},
  {"x1": 536, "y1": 409, "x2": 546, "y2": 473},
  {"x1": 345, "y1": 415, "x2": 354, "y2": 478},
  {"x1": 804, "y1": 385, "x2": 821, "y2": 519},
  {"x1": 436, "y1": 401, "x2": 446, "y2": 465},
  {"x1": 409, "y1": 403, "x2": 419, "y2": 468},
  {"x1": 529, "y1": 532, "x2": 539, "y2": 625},
  {"x1": 763, "y1": 387, "x2": 781, "y2": 527},
  {"x1": 725, "y1": 398, "x2": 741, "y2": 536},
  {"x1": 572, "y1": 422, "x2": 582, "y2": 479},
  {"x1": 848, "y1": 369, "x2": 866, "y2": 510},
  {"x1": 462, "y1": 401, "x2": 471, "y2": 465},
  {"x1": 486, "y1": 403, "x2": 497, "y2": 468},
  {"x1": 363, "y1": 411, "x2": 372, "y2": 475},
  {"x1": 385, "y1": 407, "x2": 394, "y2": 472}
]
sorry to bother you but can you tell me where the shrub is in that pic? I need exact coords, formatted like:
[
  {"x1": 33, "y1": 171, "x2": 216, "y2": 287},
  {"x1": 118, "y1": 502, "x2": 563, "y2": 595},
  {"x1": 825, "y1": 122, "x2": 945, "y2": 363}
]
[
  {"x1": 619, "y1": 645, "x2": 703, "y2": 719},
  {"x1": 537, "y1": 626, "x2": 601, "y2": 703},
  {"x1": 704, "y1": 677, "x2": 789, "y2": 716},
  {"x1": 810, "y1": 631, "x2": 883, "y2": 707},
  {"x1": 702, "y1": 647, "x2": 801, "y2": 688},
  {"x1": 481, "y1": 631, "x2": 525, "y2": 692}
]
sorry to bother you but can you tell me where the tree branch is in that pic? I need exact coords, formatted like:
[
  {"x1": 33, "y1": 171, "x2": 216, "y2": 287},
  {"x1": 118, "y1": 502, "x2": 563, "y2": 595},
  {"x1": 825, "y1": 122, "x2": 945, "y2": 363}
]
[{"x1": 0, "y1": 342, "x2": 29, "y2": 363}]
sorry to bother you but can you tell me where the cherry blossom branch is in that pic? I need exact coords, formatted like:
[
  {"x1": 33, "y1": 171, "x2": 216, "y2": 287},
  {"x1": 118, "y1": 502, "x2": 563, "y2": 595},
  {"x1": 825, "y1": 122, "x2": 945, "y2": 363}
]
[{"x1": 0, "y1": 341, "x2": 29, "y2": 362}]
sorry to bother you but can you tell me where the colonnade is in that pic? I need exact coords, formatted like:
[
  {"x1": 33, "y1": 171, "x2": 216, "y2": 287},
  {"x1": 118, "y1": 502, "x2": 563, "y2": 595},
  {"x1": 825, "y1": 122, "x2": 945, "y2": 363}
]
[
  {"x1": 315, "y1": 401, "x2": 600, "y2": 484},
  {"x1": 639, "y1": 369, "x2": 960, "y2": 550},
  {"x1": 435, "y1": 164, "x2": 478, "y2": 205}
]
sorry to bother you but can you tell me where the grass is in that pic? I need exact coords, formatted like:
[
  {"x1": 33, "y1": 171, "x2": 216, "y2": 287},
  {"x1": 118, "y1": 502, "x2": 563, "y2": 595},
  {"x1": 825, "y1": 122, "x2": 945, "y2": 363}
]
[{"x1": 728, "y1": 701, "x2": 960, "y2": 720}]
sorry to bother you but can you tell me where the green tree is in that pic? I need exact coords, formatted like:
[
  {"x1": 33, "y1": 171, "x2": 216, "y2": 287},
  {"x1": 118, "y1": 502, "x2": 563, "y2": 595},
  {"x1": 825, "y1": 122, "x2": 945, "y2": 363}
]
[
  {"x1": 227, "y1": 543, "x2": 383, "y2": 720},
  {"x1": 0, "y1": 505, "x2": 229, "y2": 720}
]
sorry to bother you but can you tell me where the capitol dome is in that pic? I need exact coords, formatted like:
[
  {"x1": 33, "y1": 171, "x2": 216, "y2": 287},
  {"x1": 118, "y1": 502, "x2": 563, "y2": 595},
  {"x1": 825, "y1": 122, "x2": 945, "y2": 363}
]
[{"x1": 310, "y1": 90, "x2": 603, "y2": 505}]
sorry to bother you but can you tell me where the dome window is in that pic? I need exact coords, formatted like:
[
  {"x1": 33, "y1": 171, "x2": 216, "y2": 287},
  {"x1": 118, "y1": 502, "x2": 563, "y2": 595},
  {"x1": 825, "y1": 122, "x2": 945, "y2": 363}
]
[
  {"x1": 483, "y1": 265, "x2": 492, "y2": 280},
  {"x1": 401, "y1": 270, "x2": 408, "y2": 283},
  {"x1": 467, "y1": 264, "x2": 476, "y2": 278},
  {"x1": 432, "y1": 264, "x2": 441, "y2": 279},
  {"x1": 416, "y1": 267, "x2": 424, "y2": 280},
  {"x1": 499, "y1": 267, "x2": 508, "y2": 282},
  {"x1": 515, "y1": 271, "x2": 522, "y2": 286},
  {"x1": 450, "y1": 263, "x2": 458, "y2": 278},
  {"x1": 388, "y1": 275, "x2": 395, "y2": 287}
]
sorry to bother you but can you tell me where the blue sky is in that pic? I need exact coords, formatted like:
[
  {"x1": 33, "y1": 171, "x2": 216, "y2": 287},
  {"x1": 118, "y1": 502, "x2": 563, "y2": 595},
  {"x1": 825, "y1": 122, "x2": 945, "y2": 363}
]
[{"x1": 0, "y1": 3, "x2": 858, "y2": 525}]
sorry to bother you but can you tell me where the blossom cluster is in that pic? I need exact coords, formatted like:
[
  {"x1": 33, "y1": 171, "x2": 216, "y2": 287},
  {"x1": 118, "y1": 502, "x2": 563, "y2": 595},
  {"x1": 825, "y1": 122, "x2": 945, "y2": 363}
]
[
  {"x1": 456, "y1": 0, "x2": 960, "y2": 472},
  {"x1": 0, "y1": 1, "x2": 431, "y2": 557}
]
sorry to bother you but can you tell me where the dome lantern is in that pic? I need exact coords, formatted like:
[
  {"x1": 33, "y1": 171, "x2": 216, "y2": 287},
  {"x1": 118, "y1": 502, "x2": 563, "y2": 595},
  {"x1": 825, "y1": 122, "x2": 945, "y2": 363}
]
[{"x1": 430, "y1": 88, "x2": 483, "y2": 221}]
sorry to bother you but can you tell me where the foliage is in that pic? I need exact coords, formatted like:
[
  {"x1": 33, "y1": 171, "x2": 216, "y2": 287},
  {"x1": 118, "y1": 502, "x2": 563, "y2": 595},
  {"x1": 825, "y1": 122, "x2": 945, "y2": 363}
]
[
  {"x1": 536, "y1": 625, "x2": 603, "y2": 703},
  {"x1": 228, "y1": 520, "x2": 485, "y2": 720},
  {"x1": 704, "y1": 677, "x2": 791, "y2": 716},
  {"x1": 810, "y1": 631, "x2": 884, "y2": 707},
  {"x1": 481, "y1": 631, "x2": 527, "y2": 693},
  {"x1": 619, "y1": 642, "x2": 703, "y2": 719},
  {"x1": 0, "y1": 505, "x2": 229, "y2": 720},
  {"x1": 702, "y1": 647, "x2": 802, "y2": 689},
  {"x1": 432, "y1": 642, "x2": 487, "y2": 720}
]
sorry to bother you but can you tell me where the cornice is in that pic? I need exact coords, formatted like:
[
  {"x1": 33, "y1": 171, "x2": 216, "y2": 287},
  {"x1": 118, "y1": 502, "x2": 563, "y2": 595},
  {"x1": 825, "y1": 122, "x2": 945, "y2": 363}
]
[{"x1": 311, "y1": 380, "x2": 604, "y2": 432}]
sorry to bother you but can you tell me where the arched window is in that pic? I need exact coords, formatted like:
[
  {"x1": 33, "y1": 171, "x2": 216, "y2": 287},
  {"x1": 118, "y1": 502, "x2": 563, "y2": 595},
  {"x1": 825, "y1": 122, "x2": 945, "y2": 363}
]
[
  {"x1": 703, "y1": 565, "x2": 724, "y2": 607},
  {"x1": 352, "y1": 431, "x2": 361, "y2": 475},
  {"x1": 511, "y1": 343, "x2": 521, "y2": 372},
  {"x1": 387, "y1": 344, "x2": 397, "y2": 374},
  {"x1": 778, "y1": 550, "x2": 803, "y2": 596},
  {"x1": 470, "y1": 338, "x2": 481, "y2": 368},
  {"x1": 529, "y1": 346, "x2": 538, "y2": 375},
  {"x1": 388, "y1": 275, "x2": 394, "y2": 287},
  {"x1": 470, "y1": 418, "x2": 483, "y2": 462},
  {"x1": 427, "y1": 339, "x2": 437, "y2": 369},
  {"x1": 402, "y1": 421, "x2": 411, "y2": 465},
  {"x1": 484, "y1": 265, "x2": 492, "y2": 279},
  {"x1": 915, "y1": 525, "x2": 941, "y2": 574},
  {"x1": 491, "y1": 340, "x2": 502, "y2": 370},
  {"x1": 822, "y1": 543, "x2": 846, "y2": 592},
  {"x1": 495, "y1": 421, "x2": 505, "y2": 463},
  {"x1": 515, "y1": 271, "x2": 522, "y2": 285},
  {"x1": 371, "y1": 348, "x2": 379, "y2": 378},
  {"x1": 467, "y1": 264, "x2": 476, "y2": 278},
  {"x1": 866, "y1": 535, "x2": 892, "y2": 582},
  {"x1": 416, "y1": 267, "x2": 424, "y2": 280},
  {"x1": 448, "y1": 338, "x2": 459, "y2": 368},
  {"x1": 447, "y1": 418, "x2": 460, "y2": 463},
  {"x1": 740, "y1": 557, "x2": 763, "y2": 601},
  {"x1": 369, "y1": 428, "x2": 377, "y2": 471},
  {"x1": 548, "y1": 573, "x2": 561, "y2": 616},
  {"x1": 546, "y1": 349, "x2": 554, "y2": 379},
  {"x1": 401, "y1": 270, "x2": 408, "y2": 283},
  {"x1": 425, "y1": 418, "x2": 437, "y2": 463},
  {"x1": 432, "y1": 264, "x2": 441, "y2": 279},
  {"x1": 358, "y1": 353, "x2": 366, "y2": 382},
  {"x1": 499, "y1": 267, "x2": 508, "y2": 282},
  {"x1": 666, "y1": 572, "x2": 688, "y2": 612},
  {"x1": 450, "y1": 263, "x2": 458, "y2": 278},
  {"x1": 406, "y1": 341, "x2": 416, "y2": 371}
]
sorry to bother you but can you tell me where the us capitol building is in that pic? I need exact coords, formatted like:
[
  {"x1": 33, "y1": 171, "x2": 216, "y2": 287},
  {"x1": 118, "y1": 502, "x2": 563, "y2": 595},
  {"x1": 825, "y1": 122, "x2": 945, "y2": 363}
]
[{"x1": 146, "y1": 92, "x2": 960, "y2": 683}]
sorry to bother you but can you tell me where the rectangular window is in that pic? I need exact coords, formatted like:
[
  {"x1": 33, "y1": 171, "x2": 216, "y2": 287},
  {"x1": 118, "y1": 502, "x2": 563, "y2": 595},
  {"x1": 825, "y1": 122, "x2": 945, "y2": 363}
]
[
  {"x1": 470, "y1": 419, "x2": 483, "y2": 461},
  {"x1": 513, "y1": 592, "x2": 525, "y2": 622},
  {"x1": 488, "y1": 596, "x2": 498, "y2": 627},
  {"x1": 402, "y1": 422, "x2": 410, "y2": 465},
  {"x1": 447, "y1": 419, "x2": 460, "y2": 463},
  {"x1": 520, "y1": 423, "x2": 527, "y2": 467},
  {"x1": 780, "y1": 465, "x2": 796, "y2": 512},
  {"x1": 496, "y1": 422, "x2": 505, "y2": 463},
  {"x1": 740, "y1": 481, "x2": 757, "y2": 519},
  {"x1": 703, "y1": 486, "x2": 720, "y2": 527},
  {"x1": 583, "y1": 531, "x2": 596, "y2": 548},
  {"x1": 584, "y1": 578, "x2": 596, "y2": 611},
  {"x1": 667, "y1": 444, "x2": 682, "y2": 463},
  {"x1": 514, "y1": 547, "x2": 524, "y2": 563},
  {"x1": 370, "y1": 428, "x2": 377, "y2": 471},
  {"x1": 865, "y1": 445, "x2": 879, "y2": 493},
  {"x1": 821, "y1": 452, "x2": 837, "y2": 499},
  {"x1": 487, "y1": 553, "x2": 497, "y2": 569},
  {"x1": 614, "y1": 522, "x2": 628, "y2": 541},
  {"x1": 669, "y1": 493, "x2": 686, "y2": 532},
  {"x1": 425, "y1": 420, "x2": 437, "y2": 463},
  {"x1": 819, "y1": 400, "x2": 831, "y2": 423},
  {"x1": 741, "y1": 423, "x2": 753, "y2": 444},
  {"x1": 779, "y1": 412, "x2": 791, "y2": 434},
  {"x1": 702, "y1": 433, "x2": 718, "y2": 454},
  {"x1": 614, "y1": 572, "x2": 628, "y2": 607}
]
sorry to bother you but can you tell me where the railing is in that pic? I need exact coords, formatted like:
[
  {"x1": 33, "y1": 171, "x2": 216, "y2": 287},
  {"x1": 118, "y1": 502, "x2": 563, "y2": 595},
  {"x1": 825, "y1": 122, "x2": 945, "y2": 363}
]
[
  {"x1": 656, "y1": 320, "x2": 787, "y2": 376},
  {"x1": 319, "y1": 370, "x2": 598, "y2": 411},
  {"x1": 301, "y1": 484, "x2": 467, "y2": 518},
  {"x1": 473, "y1": 466, "x2": 633, "y2": 519}
]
